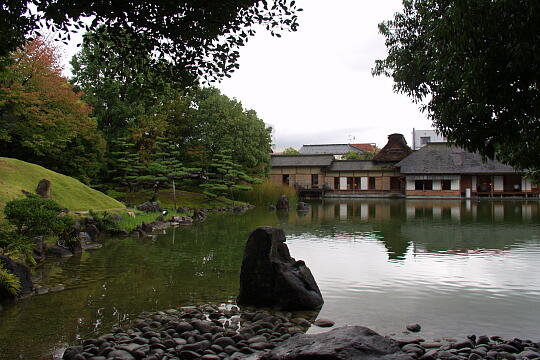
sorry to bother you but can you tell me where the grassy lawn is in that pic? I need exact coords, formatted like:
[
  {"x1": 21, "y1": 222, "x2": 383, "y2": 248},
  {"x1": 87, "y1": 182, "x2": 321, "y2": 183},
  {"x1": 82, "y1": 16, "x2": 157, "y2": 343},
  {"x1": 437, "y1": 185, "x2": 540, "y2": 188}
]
[{"x1": 0, "y1": 157, "x2": 125, "y2": 213}]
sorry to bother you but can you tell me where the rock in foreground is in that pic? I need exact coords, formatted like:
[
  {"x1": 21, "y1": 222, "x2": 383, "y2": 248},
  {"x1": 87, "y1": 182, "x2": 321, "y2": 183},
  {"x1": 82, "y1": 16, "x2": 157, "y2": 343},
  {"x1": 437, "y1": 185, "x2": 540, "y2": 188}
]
[
  {"x1": 237, "y1": 227, "x2": 323, "y2": 311},
  {"x1": 259, "y1": 326, "x2": 413, "y2": 360}
]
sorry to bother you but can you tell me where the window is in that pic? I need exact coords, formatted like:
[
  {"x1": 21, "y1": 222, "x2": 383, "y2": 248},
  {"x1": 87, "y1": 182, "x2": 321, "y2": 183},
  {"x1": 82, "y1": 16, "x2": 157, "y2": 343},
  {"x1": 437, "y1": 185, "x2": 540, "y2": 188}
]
[
  {"x1": 415, "y1": 180, "x2": 433, "y2": 191},
  {"x1": 311, "y1": 174, "x2": 319, "y2": 187},
  {"x1": 334, "y1": 177, "x2": 340, "y2": 190},
  {"x1": 347, "y1": 177, "x2": 354, "y2": 190},
  {"x1": 353, "y1": 177, "x2": 361, "y2": 190},
  {"x1": 368, "y1": 177, "x2": 376, "y2": 190},
  {"x1": 420, "y1": 136, "x2": 431, "y2": 145},
  {"x1": 441, "y1": 180, "x2": 451, "y2": 190},
  {"x1": 282, "y1": 174, "x2": 289, "y2": 185}
]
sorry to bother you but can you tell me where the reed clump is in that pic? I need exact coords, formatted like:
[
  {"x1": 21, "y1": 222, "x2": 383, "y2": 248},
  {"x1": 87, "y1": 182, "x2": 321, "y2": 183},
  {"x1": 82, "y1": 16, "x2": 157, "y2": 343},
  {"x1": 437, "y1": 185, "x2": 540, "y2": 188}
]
[{"x1": 235, "y1": 180, "x2": 298, "y2": 206}]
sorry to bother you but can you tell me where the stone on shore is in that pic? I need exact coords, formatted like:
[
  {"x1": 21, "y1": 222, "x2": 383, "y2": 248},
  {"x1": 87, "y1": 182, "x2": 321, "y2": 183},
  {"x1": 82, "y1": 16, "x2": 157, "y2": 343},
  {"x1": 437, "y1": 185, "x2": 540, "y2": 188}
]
[
  {"x1": 237, "y1": 227, "x2": 323, "y2": 310},
  {"x1": 46, "y1": 245, "x2": 73, "y2": 258},
  {"x1": 259, "y1": 326, "x2": 413, "y2": 360},
  {"x1": 275, "y1": 195, "x2": 289, "y2": 211},
  {"x1": 0, "y1": 255, "x2": 33, "y2": 299},
  {"x1": 136, "y1": 201, "x2": 161, "y2": 213}
]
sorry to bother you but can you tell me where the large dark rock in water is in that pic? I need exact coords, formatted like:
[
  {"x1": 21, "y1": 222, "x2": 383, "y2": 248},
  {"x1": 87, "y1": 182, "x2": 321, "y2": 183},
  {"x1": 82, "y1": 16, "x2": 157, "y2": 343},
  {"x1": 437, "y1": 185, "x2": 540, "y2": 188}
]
[
  {"x1": 237, "y1": 227, "x2": 323, "y2": 310},
  {"x1": 276, "y1": 195, "x2": 289, "y2": 211},
  {"x1": 260, "y1": 326, "x2": 414, "y2": 360},
  {"x1": 0, "y1": 255, "x2": 33, "y2": 299},
  {"x1": 35, "y1": 178, "x2": 51, "y2": 198}
]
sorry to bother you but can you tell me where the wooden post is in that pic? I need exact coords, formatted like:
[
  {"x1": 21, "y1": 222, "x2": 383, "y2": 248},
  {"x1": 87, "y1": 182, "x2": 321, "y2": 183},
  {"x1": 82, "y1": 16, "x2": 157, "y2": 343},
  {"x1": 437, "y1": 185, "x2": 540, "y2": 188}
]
[{"x1": 173, "y1": 179, "x2": 177, "y2": 210}]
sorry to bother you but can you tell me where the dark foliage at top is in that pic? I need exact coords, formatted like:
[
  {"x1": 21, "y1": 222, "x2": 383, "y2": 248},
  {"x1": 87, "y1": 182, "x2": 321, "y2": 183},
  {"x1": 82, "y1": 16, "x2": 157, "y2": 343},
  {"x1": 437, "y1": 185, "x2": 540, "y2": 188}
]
[{"x1": 1, "y1": 0, "x2": 302, "y2": 85}]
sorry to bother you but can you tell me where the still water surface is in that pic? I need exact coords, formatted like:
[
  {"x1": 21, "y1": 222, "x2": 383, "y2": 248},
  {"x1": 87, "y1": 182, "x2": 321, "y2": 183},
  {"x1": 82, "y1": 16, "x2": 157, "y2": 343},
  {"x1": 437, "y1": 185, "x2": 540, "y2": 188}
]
[{"x1": 1, "y1": 199, "x2": 540, "y2": 359}]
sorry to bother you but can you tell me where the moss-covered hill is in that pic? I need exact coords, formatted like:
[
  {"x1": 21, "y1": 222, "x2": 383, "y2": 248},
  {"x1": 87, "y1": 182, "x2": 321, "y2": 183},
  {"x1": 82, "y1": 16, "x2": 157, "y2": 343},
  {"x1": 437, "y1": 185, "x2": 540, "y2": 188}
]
[{"x1": 0, "y1": 157, "x2": 125, "y2": 212}]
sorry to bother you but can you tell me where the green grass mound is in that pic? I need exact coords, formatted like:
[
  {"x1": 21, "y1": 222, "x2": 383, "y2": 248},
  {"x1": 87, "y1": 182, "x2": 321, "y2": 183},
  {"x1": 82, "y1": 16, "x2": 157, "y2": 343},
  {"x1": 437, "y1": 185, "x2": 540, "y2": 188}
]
[{"x1": 0, "y1": 157, "x2": 125, "y2": 212}]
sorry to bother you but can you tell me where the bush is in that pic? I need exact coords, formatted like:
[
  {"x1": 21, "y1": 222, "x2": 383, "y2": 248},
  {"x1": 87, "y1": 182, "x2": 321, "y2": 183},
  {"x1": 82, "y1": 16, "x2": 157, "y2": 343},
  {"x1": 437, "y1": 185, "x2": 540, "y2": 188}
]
[
  {"x1": 1, "y1": 195, "x2": 74, "y2": 265},
  {"x1": 4, "y1": 195, "x2": 74, "y2": 238}
]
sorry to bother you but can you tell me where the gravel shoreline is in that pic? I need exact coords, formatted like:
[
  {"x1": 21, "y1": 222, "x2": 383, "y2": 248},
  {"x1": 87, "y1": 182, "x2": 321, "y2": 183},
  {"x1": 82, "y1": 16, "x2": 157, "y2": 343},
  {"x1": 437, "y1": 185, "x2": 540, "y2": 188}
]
[{"x1": 62, "y1": 304, "x2": 540, "y2": 360}]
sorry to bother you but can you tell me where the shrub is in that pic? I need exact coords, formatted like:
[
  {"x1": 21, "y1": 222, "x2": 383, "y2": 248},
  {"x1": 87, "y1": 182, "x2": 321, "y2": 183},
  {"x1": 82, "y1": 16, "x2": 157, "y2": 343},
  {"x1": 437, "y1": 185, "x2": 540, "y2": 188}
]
[
  {"x1": 4, "y1": 195, "x2": 74, "y2": 238},
  {"x1": 1, "y1": 195, "x2": 74, "y2": 265}
]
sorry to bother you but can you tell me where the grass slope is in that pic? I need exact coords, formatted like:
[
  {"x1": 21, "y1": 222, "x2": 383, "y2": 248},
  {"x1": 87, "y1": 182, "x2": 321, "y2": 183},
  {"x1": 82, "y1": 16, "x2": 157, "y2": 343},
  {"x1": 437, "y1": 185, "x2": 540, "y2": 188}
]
[{"x1": 0, "y1": 157, "x2": 125, "y2": 212}]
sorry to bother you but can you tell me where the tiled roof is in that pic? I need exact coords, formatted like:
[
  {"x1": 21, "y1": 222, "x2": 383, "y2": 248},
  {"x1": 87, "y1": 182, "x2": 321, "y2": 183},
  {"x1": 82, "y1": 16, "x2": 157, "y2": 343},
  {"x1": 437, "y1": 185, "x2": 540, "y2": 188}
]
[
  {"x1": 299, "y1": 144, "x2": 363, "y2": 155},
  {"x1": 350, "y1": 143, "x2": 378, "y2": 153},
  {"x1": 327, "y1": 160, "x2": 396, "y2": 172},
  {"x1": 271, "y1": 155, "x2": 335, "y2": 167},
  {"x1": 396, "y1": 143, "x2": 519, "y2": 174}
]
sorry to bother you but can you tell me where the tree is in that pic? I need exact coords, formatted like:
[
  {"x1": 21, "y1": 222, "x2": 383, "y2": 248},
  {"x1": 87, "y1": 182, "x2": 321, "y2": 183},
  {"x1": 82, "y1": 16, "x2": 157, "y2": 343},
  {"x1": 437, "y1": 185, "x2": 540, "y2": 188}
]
[
  {"x1": 0, "y1": 38, "x2": 106, "y2": 182},
  {"x1": 187, "y1": 87, "x2": 272, "y2": 176},
  {"x1": 200, "y1": 150, "x2": 260, "y2": 202},
  {"x1": 373, "y1": 0, "x2": 540, "y2": 173},
  {"x1": 282, "y1": 147, "x2": 300, "y2": 155},
  {"x1": 71, "y1": 28, "x2": 178, "y2": 139},
  {"x1": 343, "y1": 151, "x2": 375, "y2": 160},
  {"x1": 1, "y1": 1, "x2": 302, "y2": 84},
  {"x1": 109, "y1": 137, "x2": 142, "y2": 192}
]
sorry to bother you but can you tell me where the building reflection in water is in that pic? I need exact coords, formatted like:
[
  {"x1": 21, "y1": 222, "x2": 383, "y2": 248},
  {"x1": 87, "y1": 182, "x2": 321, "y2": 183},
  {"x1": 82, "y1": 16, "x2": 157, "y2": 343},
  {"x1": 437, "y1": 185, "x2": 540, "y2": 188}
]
[{"x1": 284, "y1": 199, "x2": 540, "y2": 261}]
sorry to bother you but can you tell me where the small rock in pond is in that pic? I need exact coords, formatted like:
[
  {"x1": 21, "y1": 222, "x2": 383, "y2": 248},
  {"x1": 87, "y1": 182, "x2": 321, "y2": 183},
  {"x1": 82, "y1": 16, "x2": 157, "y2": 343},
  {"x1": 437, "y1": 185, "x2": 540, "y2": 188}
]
[{"x1": 406, "y1": 323, "x2": 422, "y2": 332}]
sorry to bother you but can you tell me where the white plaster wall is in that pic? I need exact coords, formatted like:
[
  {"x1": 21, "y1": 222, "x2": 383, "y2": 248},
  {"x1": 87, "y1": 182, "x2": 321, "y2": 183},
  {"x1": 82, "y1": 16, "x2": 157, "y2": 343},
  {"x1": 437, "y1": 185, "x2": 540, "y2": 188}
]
[
  {"x1": 451, "y1": 179, "x2": 460, "y2": 190},
  {"x1": 472, "y1": 176, "x2": 477, "y2": 190},
  {"x1": 406, "y1": 179, "x2": 416, "y2": 191},
  {"x1": 433, "y1": 180, "x2": 442, "y2": 190},
  {"x1": 522, "y1": 178, "x2": 532, "y2": 191},
  {"x1": 494, "y1": 176, "x2": 504, "y2": 191},
  {"x1": 340, "y1": 177, "x2": 347, "y2": 190},
  {"x1": 360, "y1": 177, "x2": 368, "y2": 190}
]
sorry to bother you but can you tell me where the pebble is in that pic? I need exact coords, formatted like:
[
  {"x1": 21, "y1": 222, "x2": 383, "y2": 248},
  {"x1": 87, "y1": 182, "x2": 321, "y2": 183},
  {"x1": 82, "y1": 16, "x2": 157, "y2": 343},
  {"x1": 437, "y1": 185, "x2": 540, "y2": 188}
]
[
  {"x1": 313, "y1": 318, "x2": 335, "y2": 327},
  {"x1": 61, "y1": 304, "x2": 540, "y2": 360},
  {"x1": 406, "y1": 323, "x2": 422, "y2": 332}
]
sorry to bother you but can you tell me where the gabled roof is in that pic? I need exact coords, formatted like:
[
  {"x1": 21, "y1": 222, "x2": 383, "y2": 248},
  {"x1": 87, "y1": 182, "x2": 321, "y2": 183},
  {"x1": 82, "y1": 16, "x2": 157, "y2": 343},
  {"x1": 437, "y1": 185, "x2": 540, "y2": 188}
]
[
  {"x1": 350, "y1": 143, "x2": 378, "y2": 153},
  {"x1": 396, "y1": 143, "x2": 519, "y2": 174},
  {"x1": 327, "y1": 160, "x2": 396, "y2": 172},
  {"x1": 271, "y1": 155, "x2": 334, "y2": 167},
  {"x1": 373, "y1": 133, "x2": 412, "y2": 162},
  {"x1": 299, "y1": 144, "x2": 363, "y2": 155}
]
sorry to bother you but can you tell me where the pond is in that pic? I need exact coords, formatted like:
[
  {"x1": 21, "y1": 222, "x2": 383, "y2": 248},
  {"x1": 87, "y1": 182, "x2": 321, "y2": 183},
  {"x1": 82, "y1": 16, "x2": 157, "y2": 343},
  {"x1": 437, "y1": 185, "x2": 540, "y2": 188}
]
[{"x1": 1, "y1": 199, "x2": 540, "y2": 359}]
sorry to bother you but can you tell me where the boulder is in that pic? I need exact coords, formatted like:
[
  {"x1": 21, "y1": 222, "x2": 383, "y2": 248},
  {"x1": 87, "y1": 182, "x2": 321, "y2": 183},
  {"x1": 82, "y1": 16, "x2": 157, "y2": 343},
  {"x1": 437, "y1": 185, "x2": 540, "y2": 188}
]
[
  {"x1": 275, "y1": 195, "x2": 289, "y2": 211},
  {"x1": 35, "y1": 178, "x2": 51, "y2": 198},
  {"x1": 0, "y1": 255, "x2": 33, "y2": 299},
  {"x1": 260, "y1": 326, "x2": 414, "y2": 360},
  {"x1": 237, "y1": 227, "x2": 323, "y2": 310},
  {"x1": 193, "y1": 208, "x2": 207, "y2": 221},
  {"x1": 84, "y1": 224, "x2": 100, "y2": 241},
  {"x1": 69, "y1": 239, "x2": 83, "y2": 254},
  {"x1": 296, "y1": 202, "x2": 309, "y2": 211},
  {"x1": 78, "y1": 231, "x2": 92, "y2": 244},
  {"x1": 32, "y1": 236, "x2": 46, "y2": 262},
  {"x1": 46, "y1": 245, "x2": 73, "y2": 258},
  {"x1": 136, "y1": 201, "x2": 161, "y2": 213}
]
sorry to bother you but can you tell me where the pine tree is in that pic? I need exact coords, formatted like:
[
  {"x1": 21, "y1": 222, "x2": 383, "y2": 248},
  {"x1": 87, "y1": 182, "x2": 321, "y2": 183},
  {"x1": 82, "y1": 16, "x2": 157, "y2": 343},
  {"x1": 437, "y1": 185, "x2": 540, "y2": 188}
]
[
  {"x1": 200, "y1": 150, "x2": 260, "y2": 203},
  {"x1": 109, "y1": 137, "x2": 141, "y2": 192}
]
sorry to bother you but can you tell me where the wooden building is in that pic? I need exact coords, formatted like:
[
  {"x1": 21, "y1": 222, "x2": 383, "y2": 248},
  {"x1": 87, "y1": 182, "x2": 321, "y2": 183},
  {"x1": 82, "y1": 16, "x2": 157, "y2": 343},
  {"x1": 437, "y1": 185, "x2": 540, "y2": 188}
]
[
  {"x1": 396, "y1": 143, "x2": 538, "y2": 197},
  {"x1": 323, "y1": 160, "x2": 403, "y2": 194},
  {"x1": 270, "y1": 155, "x2": 334, "y2": 191}
]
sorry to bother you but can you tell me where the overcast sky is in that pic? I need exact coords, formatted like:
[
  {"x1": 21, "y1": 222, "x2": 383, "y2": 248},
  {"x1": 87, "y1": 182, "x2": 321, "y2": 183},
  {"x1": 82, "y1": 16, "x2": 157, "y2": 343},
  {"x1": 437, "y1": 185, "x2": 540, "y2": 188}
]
[
  {"x1": 216, "y1": 0, "x2": 433, "y2": 151},
  {"x1": 60, "y1": 1, "x2": 433, "y2": 151}
]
